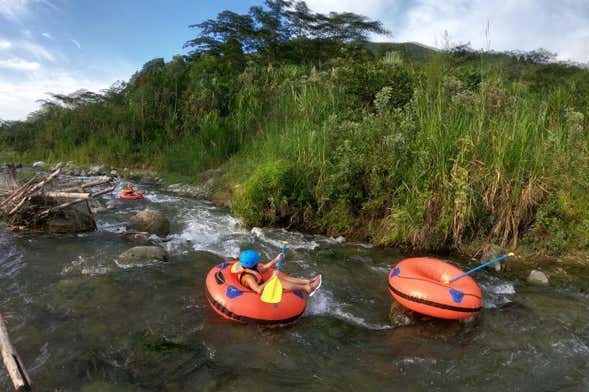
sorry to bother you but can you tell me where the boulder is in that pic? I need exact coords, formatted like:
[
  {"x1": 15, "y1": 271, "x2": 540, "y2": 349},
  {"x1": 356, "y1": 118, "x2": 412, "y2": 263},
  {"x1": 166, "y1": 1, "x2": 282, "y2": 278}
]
[
  {"x1": 167, "y1": 183, "x2": 212, "y2": 199},
  {"x1": 128, "y1": 209, "x2": 170, "y2": 236},
  {"x1": 118, "y1": 246, "x2": 168, "y2": 265},
  {"x1": 32, "y1": 161, "x2": 46, "y2": 168},
  {"x1": 62, "y1": 161, "x2": 81, "y2": 176},
  {"x1": 46, "y1": 200, "x2": 96, "y2": 233},
  {"x1": 527, "y1": 270, "x2": 549, "y2": 285},
  {"x1": 87, "y1": 164, "x2": 109, "y2": 176},
  {"x1": 110, "y1": 169, "x2": 118, "y2": 177}
]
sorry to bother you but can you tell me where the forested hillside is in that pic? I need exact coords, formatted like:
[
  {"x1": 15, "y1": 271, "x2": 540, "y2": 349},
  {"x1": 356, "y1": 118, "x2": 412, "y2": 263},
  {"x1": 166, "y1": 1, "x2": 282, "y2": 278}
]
[{"x1": 1, "y1": 0, "x2": 588, "y2": 255}]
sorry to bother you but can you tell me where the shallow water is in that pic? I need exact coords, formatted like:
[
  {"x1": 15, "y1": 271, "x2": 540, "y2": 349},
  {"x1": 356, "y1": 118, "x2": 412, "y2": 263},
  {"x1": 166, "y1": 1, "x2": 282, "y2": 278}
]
[{"x1": 1, "y1": 179, "x2": 588, "y2": 391}]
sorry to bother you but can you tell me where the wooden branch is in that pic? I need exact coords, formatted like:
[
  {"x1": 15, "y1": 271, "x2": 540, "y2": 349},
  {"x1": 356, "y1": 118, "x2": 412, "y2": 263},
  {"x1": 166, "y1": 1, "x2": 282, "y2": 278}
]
[
  {"x1": 6, "y1": 165, "x2": 62, "y2": 216},
  {"x1": 39, "y1": 198, "x2": 87, "y2": 217},
  {"x1": 0, "y1": 177, "x2": 38, "y2": 209},
  {"x1": 90, "y1": 186, "x2": 115, "y2": 198},
  {"x1": 7, "y1": 197, "x2": 29, "y2": 217},
  {"x1": 44, "y1": 191, "x2": 90, "y2": 200},
  {"x1": 39, "y1": 186, "x2": 114, "y2": 217},
  {"x1": 58, "y1": 178, "x2": 111, "y2": 193},
  {"x1": 0, "y1": 314, "x2": 31, "y2": 391}
]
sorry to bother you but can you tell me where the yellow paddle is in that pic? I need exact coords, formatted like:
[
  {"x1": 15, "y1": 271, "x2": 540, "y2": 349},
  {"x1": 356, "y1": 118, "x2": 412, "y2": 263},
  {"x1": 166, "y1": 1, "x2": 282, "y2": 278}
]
[{"x1": 261, "y1": 241, "x2": 288, "y2": 304}]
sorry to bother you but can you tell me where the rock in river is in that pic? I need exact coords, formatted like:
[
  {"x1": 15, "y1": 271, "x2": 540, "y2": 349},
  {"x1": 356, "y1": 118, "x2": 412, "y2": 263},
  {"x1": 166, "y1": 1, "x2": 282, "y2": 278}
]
[
  {"x1": 527, "y1": 270, "x2": 549, "y2": 285},
  {"x1": 128, "y1": 209, "x2": 170, "y2": 236},
  {"x1": 118, "y1": 246, "x2": 168, "y2": 265}
]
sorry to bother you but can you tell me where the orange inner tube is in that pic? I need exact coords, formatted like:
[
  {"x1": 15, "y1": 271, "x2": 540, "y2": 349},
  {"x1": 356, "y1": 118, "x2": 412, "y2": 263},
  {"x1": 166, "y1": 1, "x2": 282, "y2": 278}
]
[
  {"x1": 119, "y1": 191, "x2": 144, "y2": 200},
  {"x1": 205, "y1": 261, "x2": 307, "y2": 324},
  {"x1": 388, "y1": 257, "x2": 482, "y2": 320}
]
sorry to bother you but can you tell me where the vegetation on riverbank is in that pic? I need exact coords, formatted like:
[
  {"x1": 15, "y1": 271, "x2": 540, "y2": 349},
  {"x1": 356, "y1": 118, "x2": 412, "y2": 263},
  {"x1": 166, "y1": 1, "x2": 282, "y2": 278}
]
[{"x1": 1, "y1": 1, "x2": 588, "y2": 256}]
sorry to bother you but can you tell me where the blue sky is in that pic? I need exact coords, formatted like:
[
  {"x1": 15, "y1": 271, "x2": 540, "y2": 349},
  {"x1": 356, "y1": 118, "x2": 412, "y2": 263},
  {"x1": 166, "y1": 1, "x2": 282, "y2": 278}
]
[{"x1": 1, "y1": 0, "x2": 588, "y2": 120}]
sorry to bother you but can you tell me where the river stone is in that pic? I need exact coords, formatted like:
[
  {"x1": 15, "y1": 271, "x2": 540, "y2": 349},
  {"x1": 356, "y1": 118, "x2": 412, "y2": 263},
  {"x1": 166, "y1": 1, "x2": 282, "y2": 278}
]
[
  {"x1": 167, "y1": 183, "x2": 212, "y2": 199},
  {"x1": 128, "y1": 209, "x2": 170, "y2": 236},
  {"x1": 87, "y1": 164, "x2": 109, "y2": 176},
  {"x1": 389, "y1": 301, "x2": 416, "y2": 327},
  {"x1": 63, "y1": 161, "x2": 81, "y2": 176},
  {"x1": 118, "y1": 246, "x2": 168, "y2": 264},
  {"x1": 527, "y1": 270, "x2": 549, "y2": 285},
  {"x1": 32, "y1": 161, "x2": 46, "y2": 168}
]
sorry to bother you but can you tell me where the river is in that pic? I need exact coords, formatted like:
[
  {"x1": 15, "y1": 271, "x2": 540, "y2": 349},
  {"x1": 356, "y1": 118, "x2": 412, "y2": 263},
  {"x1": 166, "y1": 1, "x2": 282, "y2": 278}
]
[{"x1": 1, "y1": 178, "x2": 588, "y2": 391}]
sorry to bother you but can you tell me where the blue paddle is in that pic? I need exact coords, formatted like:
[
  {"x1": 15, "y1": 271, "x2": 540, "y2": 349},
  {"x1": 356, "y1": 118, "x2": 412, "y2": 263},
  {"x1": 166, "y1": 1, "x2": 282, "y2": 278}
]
[{"x1": 449, "y1": 252, "x2": 515, "y2": 283}]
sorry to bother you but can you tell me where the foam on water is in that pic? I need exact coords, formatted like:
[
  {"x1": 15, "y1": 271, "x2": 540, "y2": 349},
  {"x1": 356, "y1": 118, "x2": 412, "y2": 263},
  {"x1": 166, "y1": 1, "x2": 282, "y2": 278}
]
[
  {"x1": 306, "y1": 289, "x2": 392, "y2": 330},
  {"x1": 480, "y1": 277, "x2": 516, "y2": 309},
  {"x1": 551, "y1": 337, "x2": 589, "y2": 355},
  {"x1": 61, "y1": 255, "x2": 113, "y2": 276},
  {"x1": 166, "y1": 204, "x2": 246, "y2": 257},
  {"x1": 142, "y1": 192, "x2": 180, "y2": 204},
  {"x1": 251, "y1": 227, "x2": 320, "y2": 250}
]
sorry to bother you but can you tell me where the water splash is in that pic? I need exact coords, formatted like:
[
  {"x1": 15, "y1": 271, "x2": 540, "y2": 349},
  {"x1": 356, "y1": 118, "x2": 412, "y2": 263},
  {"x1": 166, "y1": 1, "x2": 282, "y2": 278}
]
[{"x1": 306, "y1": 289, "x2": 392, "y2": 330}]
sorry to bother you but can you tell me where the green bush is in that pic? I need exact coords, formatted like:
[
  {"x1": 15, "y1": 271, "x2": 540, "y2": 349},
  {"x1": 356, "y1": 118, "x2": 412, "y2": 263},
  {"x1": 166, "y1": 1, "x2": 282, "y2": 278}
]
[
  {"x1": 334, "y1": 62, "x2": 414, "y2": 109},
  {"x1": 233, "y1": 160, "x2": 316, "y2": 228}
]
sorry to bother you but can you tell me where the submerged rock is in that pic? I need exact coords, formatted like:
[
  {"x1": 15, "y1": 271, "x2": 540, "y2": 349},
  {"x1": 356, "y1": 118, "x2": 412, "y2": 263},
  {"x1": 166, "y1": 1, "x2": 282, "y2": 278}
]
[
  {"x1": 388, "y1": 301, "x2": 417, "y2": 327},
  {"x1": 167, "y1": 183, "x2": 212, "y2": 199},
  {"x1": 527, "y1": 270, "x2": 549, "y2": 285},
  {"x1": 118, "y1": 246, "x2": 168, "y2": 265},
  {"x1": 128, "y1": 209, "x2": 170, "y2": 236}
]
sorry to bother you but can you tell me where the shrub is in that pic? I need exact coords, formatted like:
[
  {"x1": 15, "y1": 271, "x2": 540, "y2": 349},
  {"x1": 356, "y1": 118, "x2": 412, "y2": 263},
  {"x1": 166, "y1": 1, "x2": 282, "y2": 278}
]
[{"x1": 233, "y1": 160, "x2": 316, "y2": 228}]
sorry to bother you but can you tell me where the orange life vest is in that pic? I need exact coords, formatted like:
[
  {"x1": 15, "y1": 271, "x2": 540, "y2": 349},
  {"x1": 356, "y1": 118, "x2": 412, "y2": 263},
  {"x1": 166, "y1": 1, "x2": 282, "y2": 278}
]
[{"x1": 236, "y1": 267, "x2": 263, "y2": 289}]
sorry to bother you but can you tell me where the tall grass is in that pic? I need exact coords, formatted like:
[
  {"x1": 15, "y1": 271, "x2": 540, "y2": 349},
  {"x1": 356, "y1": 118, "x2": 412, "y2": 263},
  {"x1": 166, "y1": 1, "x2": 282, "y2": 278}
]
[{"x1": 225, "y1": 58, "x2": 588, "y2": 253}]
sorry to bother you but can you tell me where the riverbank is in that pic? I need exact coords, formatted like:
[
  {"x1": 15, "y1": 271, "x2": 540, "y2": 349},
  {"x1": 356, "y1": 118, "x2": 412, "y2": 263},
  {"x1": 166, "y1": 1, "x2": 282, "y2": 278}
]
[{"x1": 5, "y1": 160, "x2": 587, "y2": 289}]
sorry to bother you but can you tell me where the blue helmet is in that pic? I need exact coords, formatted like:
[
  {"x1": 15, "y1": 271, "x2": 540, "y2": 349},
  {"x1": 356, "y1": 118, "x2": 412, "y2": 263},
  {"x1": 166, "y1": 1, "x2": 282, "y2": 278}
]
[{"x1": 239, "y1": 250, "x2": 260, "y2": 268}]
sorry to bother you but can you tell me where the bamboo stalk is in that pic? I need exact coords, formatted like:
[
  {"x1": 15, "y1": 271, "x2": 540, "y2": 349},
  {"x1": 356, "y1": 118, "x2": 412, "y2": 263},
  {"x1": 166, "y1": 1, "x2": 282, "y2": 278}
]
[
  {"x1": 58, "y1": 178, "x2": 111, "y2": 193},
  {"x1": 7, "y1": 166, "x2": 62, "y2": 216},
  {"x1": 39, "y1": 186, "x2": 114, "y2": 217},
  {"x1": 0, "y1": 177, "x2": 38, "y2": 209},
  {"x1": 0, "y1": 314, "x2": 31, "y2": 391},
  {"x1": 44, "y1": 192, "x2": 90, "y2": 200}
]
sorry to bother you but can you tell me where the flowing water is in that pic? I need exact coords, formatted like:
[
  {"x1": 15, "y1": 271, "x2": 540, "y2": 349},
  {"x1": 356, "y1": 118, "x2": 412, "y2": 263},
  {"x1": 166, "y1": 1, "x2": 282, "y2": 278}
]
[{"x1": 1, "y1": 178, "x2": 588, "y2": 391}]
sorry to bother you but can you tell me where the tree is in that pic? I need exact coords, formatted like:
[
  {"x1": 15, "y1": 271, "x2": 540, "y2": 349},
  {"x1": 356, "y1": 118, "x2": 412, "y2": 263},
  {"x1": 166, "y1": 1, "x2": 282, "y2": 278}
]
[{"x1": 184, "y1": 0, "x2": 388, "y2": 64}]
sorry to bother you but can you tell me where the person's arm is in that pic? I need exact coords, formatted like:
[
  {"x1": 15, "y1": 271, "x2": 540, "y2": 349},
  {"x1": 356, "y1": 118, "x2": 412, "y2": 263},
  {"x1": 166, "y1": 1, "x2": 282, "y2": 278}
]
[
  {"x1": 244, "y1": 275, "x2": 270, "y2": 294},
  {"x1": 258, "y1": 254, "x2": 282, "y2": 272}
]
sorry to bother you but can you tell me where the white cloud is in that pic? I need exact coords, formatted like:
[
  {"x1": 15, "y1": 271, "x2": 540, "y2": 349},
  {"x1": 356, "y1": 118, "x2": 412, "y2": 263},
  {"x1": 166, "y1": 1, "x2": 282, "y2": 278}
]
[
  {"x1": 305, "y1": 0, "x2": 390, "y2": 18},
  {"x1": 0, "y1": 0, "x2": 30, "y2": 21},
  {"x1": 41, "y1": 32, "x2": 52, "y2": 39},
  {"x1": 0, "y1": 39, "x2": 12, "y2": 49},
  {"x1": 70, "y1": 39, "x2": 80, "y2": 49},
  {"x1": 0, "y1": 0, "x2": 58, "y2": 22},
  {"x1": 12, "y1": 39, "x2": 56, "y2": 61},
  {"x1": 305, "y1": 0, "x2": 589, "y2": 63},
  {"x1": 0, "y1": 57, "x2": 40, "y2": 70},
  {"x1": 0, "y1": 66, "x2": 133, "y2": 120}
]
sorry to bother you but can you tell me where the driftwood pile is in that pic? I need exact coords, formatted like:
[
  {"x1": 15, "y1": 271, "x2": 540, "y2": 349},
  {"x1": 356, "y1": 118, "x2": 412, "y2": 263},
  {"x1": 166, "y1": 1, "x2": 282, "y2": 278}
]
[{"x1": 0, "y1": 163, "x2": 114, "y2": 232}]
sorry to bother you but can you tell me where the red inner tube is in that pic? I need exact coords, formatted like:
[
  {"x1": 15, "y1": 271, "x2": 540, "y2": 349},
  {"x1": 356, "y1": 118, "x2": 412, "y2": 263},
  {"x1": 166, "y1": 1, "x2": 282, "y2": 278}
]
[
  {"x1": 120, "y1": 191, "x2": 144, "y2": 200},
  {"x1": 205, "y1": 261, "x2": 307, "y2": 324}
]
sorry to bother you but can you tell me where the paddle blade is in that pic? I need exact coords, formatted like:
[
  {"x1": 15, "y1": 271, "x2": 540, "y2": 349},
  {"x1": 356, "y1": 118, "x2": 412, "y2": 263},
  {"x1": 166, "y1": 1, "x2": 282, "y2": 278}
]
[{"x1": 261, "y1": 275, "x2": 283, "y2": 304}]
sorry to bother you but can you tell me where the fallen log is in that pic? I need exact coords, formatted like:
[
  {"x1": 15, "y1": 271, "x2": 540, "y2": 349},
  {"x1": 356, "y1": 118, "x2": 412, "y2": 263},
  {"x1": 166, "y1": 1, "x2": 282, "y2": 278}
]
[
  {"x1": 44, "y1": 191, "x2": 90, "y2": 200},
  {"x1": 39, "y1": 186, "x2": 114, "y2": 217},
  {"x1": 58, "y1": 178, "x2": 111, "y2": 193},
  {"x1": 6, "y1": 165, "x2": 62, "y2": 217},
  {"x1": 0, "y1": 314, "x2": 31, "y2": 391},
  {"x1": 0, "y1": 177, "x2": 38, "y2": 210}
]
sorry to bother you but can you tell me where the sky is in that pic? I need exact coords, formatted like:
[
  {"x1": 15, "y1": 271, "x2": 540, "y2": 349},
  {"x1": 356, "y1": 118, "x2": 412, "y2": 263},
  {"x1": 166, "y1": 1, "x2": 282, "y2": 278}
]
[{"x1": 1, "y1": 0, "x2": 588, "y2": 121}]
